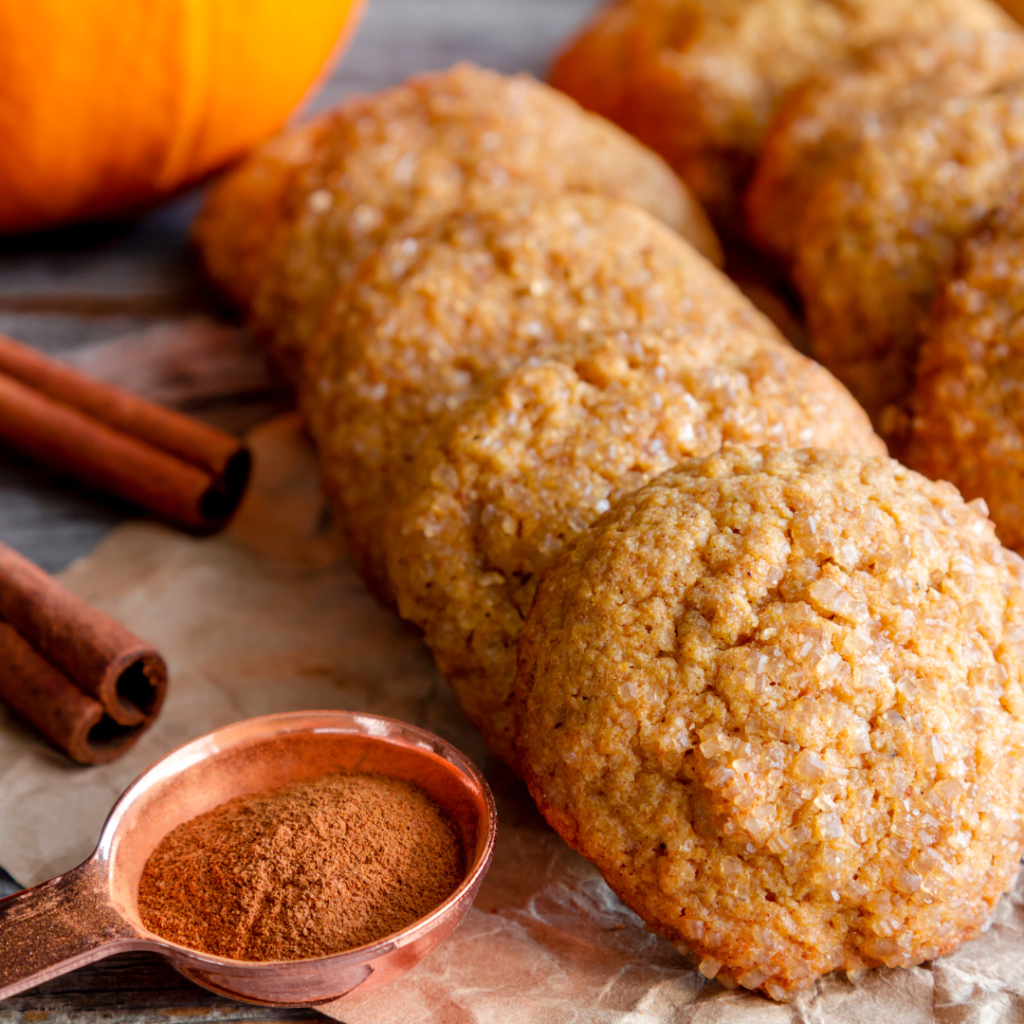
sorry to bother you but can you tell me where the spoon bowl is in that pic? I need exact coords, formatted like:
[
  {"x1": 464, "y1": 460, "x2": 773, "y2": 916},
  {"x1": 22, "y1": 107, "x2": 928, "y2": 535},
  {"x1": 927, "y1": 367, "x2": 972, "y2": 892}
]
[{"x1": 0, "y1": 710, "x2": 497, "y2": 1007}]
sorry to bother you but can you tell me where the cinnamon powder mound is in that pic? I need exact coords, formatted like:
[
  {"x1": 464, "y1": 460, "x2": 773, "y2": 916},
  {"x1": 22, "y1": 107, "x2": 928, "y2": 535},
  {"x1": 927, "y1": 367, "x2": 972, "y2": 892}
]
[{"x1": 137, "y1": 771, "x2": 465, "y2": 961}]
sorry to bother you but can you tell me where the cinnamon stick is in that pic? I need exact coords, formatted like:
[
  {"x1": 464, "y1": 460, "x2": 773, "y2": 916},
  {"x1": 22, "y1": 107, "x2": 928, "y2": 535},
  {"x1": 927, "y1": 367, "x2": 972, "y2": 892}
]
[
  {"x1": 0, "y1": 539, "x2": 167, "y2": 764},
  {"x1": 0, "y1": 332, "x2": 251, "y2": 534},
  {"x1": 0, "y1": 625, "x2": 142, "y2": 765}
]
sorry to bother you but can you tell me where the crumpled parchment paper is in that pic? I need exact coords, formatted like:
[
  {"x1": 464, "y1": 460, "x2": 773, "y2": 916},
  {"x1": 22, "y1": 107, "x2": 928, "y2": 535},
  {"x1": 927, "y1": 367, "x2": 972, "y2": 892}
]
[{"x1": 1, "y1": 415, "x2": 1023, "y2": 1024}]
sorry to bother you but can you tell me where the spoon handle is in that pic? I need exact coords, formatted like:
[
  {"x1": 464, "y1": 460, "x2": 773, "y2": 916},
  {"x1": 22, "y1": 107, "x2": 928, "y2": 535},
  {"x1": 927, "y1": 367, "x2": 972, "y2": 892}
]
[{"x1": 0, "y1": 858, "x2": 137, "y2": 1001}]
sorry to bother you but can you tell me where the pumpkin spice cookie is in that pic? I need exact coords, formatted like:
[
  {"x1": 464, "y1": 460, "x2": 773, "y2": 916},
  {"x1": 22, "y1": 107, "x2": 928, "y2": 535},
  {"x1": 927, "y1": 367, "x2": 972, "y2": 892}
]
[
  {"x1": 747, "y1": 29, "x2": 1024, "y2": 269},
  {"x1": 194, "y1": 62, "x2": 719, "y2": 379},
  {"x1": 304, "y1": 191, "x2": 777, "y2": 601},
  {"x1": 385, "y1": 327, "x2": 884, "y2": 767},
  {"x1": 908, "y1": 198, "x2": 1024, "y2": 554},
  {"x1": 516, "y1": 445, "x2": 1024, "y2": 999},
  {"x1": 192, "y1": 118, "x2": 330, "y2": 312},
  {"x1": 792, "y1": 81, "x2": 1024, "y2": 431},
  {"x1": 549, "y1": 0, "x2": 1011, "y2": 233}
]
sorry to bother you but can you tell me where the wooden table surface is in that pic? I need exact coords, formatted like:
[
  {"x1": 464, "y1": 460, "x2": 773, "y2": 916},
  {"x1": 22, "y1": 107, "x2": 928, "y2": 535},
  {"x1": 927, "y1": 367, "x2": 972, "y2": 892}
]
[{"x1": 0, "y1": 1, "x2": 593, "y2": 1019}]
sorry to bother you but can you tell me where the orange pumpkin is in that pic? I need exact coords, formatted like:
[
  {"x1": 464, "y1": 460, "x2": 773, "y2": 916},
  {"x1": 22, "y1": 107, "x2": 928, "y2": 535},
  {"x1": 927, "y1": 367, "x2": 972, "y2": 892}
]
[{"x1": 0, "y1": 0, "x2": 366, "y2": 234}]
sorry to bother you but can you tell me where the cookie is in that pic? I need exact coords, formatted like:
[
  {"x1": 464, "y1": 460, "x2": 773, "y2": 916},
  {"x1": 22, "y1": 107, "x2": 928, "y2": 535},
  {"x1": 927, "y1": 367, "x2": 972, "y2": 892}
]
[
  {"x1": 386, "y1": 327, "x2": 885, "y2": 767},
  {"x1": 516, "y1": 445, "x2": 1024, "y2": 998},
  {"x1": 793, "y1": 82, "x2": 1024, "y2": 430},
  {"x1": 192, "y1": 119, "x2": 329, "y2": 312},
  {"x1": 549, "y1": 0, "x2": 1011, "y2": 233},
  {"x1": 194, "y1": 63, "x2": 720, "y2": 378},
  {"x1": 908, "y1": 197, "x2": 1024, "y2": 554},
  {"x1": 305, "y1": 192, "x2": 777, "y2": 601},
  {"x1": 748, "y1": 29, "x2": 1024, "y2": 268}
]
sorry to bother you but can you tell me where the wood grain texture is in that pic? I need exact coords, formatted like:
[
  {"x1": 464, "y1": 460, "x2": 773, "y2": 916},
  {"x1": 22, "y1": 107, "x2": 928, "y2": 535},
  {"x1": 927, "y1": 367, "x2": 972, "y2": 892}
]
[
  {"x1": 0, "y1": 952, "x2": 323, "y2": 1023},
  {"x1": 315, "y1": 0, "x2": 598, "y2": 104}
]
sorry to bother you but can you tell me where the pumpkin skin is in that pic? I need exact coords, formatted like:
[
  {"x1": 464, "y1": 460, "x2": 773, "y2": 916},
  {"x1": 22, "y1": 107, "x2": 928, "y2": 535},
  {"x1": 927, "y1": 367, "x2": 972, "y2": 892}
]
[{"x1": 0, "y1": 0, "x2": 366, "y2": 233}]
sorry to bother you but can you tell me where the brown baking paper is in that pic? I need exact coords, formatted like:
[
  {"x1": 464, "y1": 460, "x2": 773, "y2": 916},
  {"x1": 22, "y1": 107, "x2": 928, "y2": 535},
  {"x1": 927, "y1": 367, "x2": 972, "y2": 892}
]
[{"x1": 2, "y1": 414, "x2": 1024, "y2": 1024}]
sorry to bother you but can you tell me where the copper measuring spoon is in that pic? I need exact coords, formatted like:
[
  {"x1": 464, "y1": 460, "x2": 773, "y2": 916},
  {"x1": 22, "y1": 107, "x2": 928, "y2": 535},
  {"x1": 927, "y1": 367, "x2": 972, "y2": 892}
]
[{"x1": 0, "y1": 710, "x2": 497, "y2": 1007}]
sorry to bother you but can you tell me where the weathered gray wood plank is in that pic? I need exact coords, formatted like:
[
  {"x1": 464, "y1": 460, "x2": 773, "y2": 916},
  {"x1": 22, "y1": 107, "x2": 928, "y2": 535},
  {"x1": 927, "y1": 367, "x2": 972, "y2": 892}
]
[
  {"x1": 0, "y1": 952, "x2": 324, "y2": 1024},
  {"x1": 316, "y1": 0, "x2": 597, "y2": 105},
  {"x1": 0, "y1": 195, "x2": 210, "y2": 314}
]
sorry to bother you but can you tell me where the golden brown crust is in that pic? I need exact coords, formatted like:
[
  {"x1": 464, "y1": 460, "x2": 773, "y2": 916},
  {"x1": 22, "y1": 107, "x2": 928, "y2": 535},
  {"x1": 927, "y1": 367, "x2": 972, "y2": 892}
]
[
  {"x1": 793, "y1": 82, "x2": 1024, "y2": 429},
  {"x1": 748, "y1": 30, "x2": 1024, "y2": 269},
  {"x1": 195, "y1": 63, "x2": 719, "y2": 379},
  {"x1": 385, "y1": 327, "x2": 884, "y2": 767},
  {"x1": 908, "y1": 197, "x2": 1024, "y2": 554},
  {"x1": 191, "y1": 119, "x2": 329, "y2": 311},
  {"x1": 550, "y1": 0, "x2": 1012, "y2": 234},
  {"x1": 304, "y1": 192, "x2": 779, "y2": 602},
  {"x1": 516, "y1": 445, "x2": 1024, "y2": 999}
]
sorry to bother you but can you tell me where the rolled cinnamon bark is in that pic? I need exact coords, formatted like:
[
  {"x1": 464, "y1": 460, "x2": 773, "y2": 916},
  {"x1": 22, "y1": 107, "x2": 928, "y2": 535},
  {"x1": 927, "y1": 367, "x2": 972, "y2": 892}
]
[
  {"x1": 0, "y1": 332, "x2": 251, "y2": 534},
  {"x1": 0, "y1": 540, "x2": 167, "y2": 763},
  {"x1": 0, "y1": 625, "x2": 144, "y2": 765}
]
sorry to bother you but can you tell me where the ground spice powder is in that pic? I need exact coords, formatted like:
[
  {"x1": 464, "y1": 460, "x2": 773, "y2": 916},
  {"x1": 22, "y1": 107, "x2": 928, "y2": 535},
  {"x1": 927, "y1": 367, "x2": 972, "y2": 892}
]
[{"x1": 137, "y1": 771, "x2": 465, "y2": 961}]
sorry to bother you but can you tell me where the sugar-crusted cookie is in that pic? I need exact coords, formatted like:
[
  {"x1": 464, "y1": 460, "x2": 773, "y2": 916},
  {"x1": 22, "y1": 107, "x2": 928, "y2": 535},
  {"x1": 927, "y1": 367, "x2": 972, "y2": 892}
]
[
  {"x1": 908, "y1": 197, "x2": 1024, "y2": 554},
  {"x1": 748, "y1": 29, "x2": 1024, "y2": 268},
  {"x1": 550, "y1": 0, "x2": 1011, "y2": 232},
  {"x1": 195, "y1": 63, "x2": 719, "y2": 378},
  {"x1": 517, "y1": 445, "x2": 1024, "y2": 998},
  {"x1": 306, "y1": 192, "x2": 773, "y2": 600},
  {"x1": 793, "y1": 82, "x2": 1024, "y2": 429},
  {"x1": 386, "y1": 329, "x2": 884, "y2": 766}
]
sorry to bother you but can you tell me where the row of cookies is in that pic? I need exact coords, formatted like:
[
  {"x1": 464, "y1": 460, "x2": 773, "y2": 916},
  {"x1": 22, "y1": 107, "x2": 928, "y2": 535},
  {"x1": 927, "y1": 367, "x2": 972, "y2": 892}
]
[
  {"x1": 749, "y1": 28, "x2": 1024, "y2": 555},
  {"x1": 554, "y1": 3, "x2": 1024, "y2": 557},
  {"x1": 538, "y1": 8, "x2": 1024, "y2": 995},
  {"x1": 542, "y1": 8, "x2": 1024, "y2": 990},
  {"x1": 194, "y1": 63, "x2": 721, "y2": 381},
  {"x1": 195, "y1": 64, "x2": 883, "y2": 764},
  {"x1": 549, "y1": 0, "x2": 1017, "y2": 234},
  {"x1": 195, "y1": 62, "x2": 1024, "y2": 999}
]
